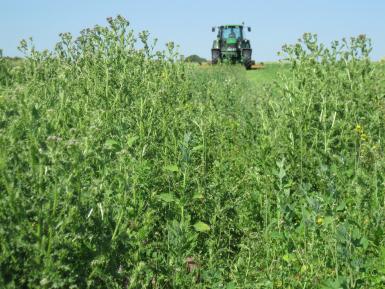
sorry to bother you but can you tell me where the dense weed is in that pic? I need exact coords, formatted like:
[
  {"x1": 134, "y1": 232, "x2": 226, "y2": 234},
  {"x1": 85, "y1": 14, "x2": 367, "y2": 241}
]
[
  {"x1": 0, "y1": 50, "x2": 12, "y2": 87},
  {"x1": 0, "y1": 18, "x2": 384, "y2": 288}
]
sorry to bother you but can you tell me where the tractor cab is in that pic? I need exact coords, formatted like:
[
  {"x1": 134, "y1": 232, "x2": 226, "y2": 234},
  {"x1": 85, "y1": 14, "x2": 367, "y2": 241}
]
[
  {"x1": 219, "y1": 26, "x2": 242, "y2": 40},
  {"x1": 218, "y1": 26, "x2": 243, "y2": 48}
]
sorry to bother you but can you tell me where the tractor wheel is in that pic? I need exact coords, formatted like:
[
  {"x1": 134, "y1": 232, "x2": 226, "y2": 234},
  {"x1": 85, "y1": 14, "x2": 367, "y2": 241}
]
[
  {"x1": 242, "y1": 49, "x2": 252, "y2": 70},
  {"x1": 212, "y1": 49, "x2": 220, "y2": 65},
  {"x1": 244, "y1": 59, "x2": 252, "y2": 70}
]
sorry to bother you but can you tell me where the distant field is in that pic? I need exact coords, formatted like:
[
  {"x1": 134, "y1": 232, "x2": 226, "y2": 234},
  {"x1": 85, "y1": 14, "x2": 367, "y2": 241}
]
[{"x1": 246, "y1": 62, "x2": 290, "y2": 85}]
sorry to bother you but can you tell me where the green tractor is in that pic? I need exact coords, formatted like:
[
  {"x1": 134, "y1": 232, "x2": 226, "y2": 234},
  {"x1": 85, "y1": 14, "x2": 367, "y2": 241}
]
[{"x1": 211, "y1": 24, "x2": 253, "y2": 69}]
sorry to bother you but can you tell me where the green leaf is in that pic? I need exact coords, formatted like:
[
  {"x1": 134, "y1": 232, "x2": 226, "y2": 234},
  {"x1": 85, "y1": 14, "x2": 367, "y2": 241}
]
[
  {"x1": 193, "y1": 193, "x2": 204, "y2": 200},
  {"x1": 193, "y1": 221, "x2": 210, "y2": 232},
  {"x1": 282, "y1": 253, "x2": 295, "y2": 263},
  {"x1": 163, "y1": 164, "x2": 179, "y2": 172},
  {"x1": 320, "y1": 276, "x2": 347, "y2": 289},
  {"x1": 105, "y1": 139, "x2": 119, "y2": 150},
  {"x1": 300, "y1": 264, "x2": 308, "y2": 273},
  {"x1": 277, "y1": 168, "x2": 286, "y2": 180},
  {"x1": 192, "y1": 145, "x2": 204, "y2": 152},
  {"x1": 324, "y1": 216, "x2": 334, "y2": 226},
  {"x1": 336, "y1": 202, "x2": 346, "y2": 211},
  {"x1": 225, "y1": 282, "x2": 236, "y2": 289},
  {"x1": 158, "y1": 193, "x2": 176, "y2": 203},
  {"x1": 127, "y1": 135, "x2": 138, "y2": 147},
  {"x1": 360, "y1": 236, "x2": 369, "y2": 250}
]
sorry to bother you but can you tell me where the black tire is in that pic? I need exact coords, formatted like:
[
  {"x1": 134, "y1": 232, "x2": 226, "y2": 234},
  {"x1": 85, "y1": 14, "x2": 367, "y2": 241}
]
[
  {"x1": 212, "y1": 49, "x2": 220, "y2": 65},
  {"x1": 244, "y1": 59, "x2": 252, "y2": 70},
  {"x1": 242, "y1": 49, "x2": 252, "y2": 69}
]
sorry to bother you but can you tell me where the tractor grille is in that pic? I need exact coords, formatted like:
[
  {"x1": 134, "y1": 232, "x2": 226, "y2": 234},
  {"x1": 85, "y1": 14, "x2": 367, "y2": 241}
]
[{"x1": 226, "y1": 44, "x2": 237, "y2": 51}]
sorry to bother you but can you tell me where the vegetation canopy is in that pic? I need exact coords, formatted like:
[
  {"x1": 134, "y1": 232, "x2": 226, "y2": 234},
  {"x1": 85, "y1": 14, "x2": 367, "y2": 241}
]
[{"x1": 0, "y1": 16, "x2": 384, "y2": 289}]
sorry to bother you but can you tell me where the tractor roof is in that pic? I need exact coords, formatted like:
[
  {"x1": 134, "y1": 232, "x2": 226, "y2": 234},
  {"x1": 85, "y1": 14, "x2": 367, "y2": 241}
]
[{"x1": 220, "y1": 24, "x2": 243, "y2": 28}]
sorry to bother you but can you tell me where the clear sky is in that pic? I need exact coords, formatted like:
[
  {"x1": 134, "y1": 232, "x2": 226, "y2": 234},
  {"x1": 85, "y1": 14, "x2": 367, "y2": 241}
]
[{"x1": 1, "y1": 0, "x2": 384, "y2": 61}]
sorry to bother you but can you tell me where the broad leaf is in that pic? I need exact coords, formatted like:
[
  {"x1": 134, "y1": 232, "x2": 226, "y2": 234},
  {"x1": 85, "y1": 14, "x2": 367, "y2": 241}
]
[
  {"x1": 163, "y1": 164, "x2": 179, "y2": 172},
  {"x1": 193, "y1": 221, "x2": 210, "y2": 232},
  {"x1": 105, "y1": 139, "x2": 119, "y2": 150},
  {"x1": 158, "y1": 193, "x2": 176, "y2": 203}
]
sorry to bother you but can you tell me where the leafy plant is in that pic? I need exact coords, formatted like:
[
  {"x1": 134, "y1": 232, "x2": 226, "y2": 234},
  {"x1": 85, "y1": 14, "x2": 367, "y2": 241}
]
[{"x1": 0, "y1": 18, "x2": 384, "y2": 289}]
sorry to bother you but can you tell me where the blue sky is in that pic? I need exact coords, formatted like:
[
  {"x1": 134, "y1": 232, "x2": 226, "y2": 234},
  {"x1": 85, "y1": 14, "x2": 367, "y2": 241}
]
[{"x1": 1, "y1": 0, "x2": 384, "y2": 61}]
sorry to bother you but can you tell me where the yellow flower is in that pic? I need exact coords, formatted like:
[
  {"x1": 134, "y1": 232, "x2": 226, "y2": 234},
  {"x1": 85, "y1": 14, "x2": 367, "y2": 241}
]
[
  {"x1": 360, "y1": 133, "x2": 368, "y2": 141},
  {"x1": 316, "y1": 216, "x2": 324, "y2": 225},
  {"x1": 355, "y1": 124, "x2": 363, "y2": 134}
]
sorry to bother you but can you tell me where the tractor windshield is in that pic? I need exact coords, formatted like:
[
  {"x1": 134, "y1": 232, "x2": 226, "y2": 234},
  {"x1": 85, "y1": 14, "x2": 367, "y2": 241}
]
[{"x1": 221, "y1": 26, "x2": 242, "y2": 40}]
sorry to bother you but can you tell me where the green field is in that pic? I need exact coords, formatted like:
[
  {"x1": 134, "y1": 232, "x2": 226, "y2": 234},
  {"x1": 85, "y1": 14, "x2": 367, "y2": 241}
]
[
  {"x1": 1, "y1": 18, "x2": 385, "y2": 289},
  {"x1": 246, "y1": 63, "x2": 289, "y2": 84}
]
